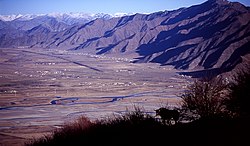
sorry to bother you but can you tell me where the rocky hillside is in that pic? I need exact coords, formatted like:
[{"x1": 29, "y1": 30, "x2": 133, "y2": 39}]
[{"x1": 0, "y1": 0, "x2": 250, "y2": 75}]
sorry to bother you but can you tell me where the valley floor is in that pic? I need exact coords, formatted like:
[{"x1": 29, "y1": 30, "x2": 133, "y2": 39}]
[{"x1": 0, "y1": 48, "x2": 190, "y2": 145}]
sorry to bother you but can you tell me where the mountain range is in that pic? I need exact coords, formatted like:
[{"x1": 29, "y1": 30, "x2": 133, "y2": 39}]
[
  {"x1": 0, "y1": 12, "x2": 132, "y2": 24},
  {"x1": 1, "y1": 0, "x2": 250, "y2": 76}
]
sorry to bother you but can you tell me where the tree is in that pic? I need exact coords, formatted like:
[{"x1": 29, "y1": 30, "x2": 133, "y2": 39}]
[{"x1": 181, "y1": 76, "x2": 228, "y2": 120}]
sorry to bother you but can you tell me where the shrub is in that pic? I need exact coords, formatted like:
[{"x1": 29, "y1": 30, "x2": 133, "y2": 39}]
[
  {"x1": 26, "y1": 116, "x2": 93, "y2": 146},
  {"x1": 226, "y1": 68, "x2": 250, "y2": 118},
  {"x1": 180, "y1": 76, "x2": 228, "y2": 120}
]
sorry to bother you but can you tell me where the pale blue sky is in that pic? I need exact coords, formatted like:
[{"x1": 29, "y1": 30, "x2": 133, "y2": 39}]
[{"x1": 0, "y1": 0, "x2": 249, "y2": 15}]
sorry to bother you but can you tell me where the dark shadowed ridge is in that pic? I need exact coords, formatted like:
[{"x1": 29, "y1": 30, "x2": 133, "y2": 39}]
[{"x1": 0, "y1": 0, "x2": 250, "y2": 77}]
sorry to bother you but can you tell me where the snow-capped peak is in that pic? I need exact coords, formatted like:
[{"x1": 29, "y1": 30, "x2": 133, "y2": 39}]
[
  {"x1": 0, "y1": 14, "x2": 46, "y2": 21},
  {"x1": 0, "y1": 12, "x2": 133, "y2": 22},
  {"x1": 0, "y1": 14, "x2": 23, "y2": 21},
  {"x1": 112, "y1": 12, "x2": 134, "y2": 17}
]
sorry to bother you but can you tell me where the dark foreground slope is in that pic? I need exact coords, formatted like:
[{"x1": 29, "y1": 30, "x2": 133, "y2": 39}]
[
  {"x1": 26, "y1": 111, "x2": 248, "y2": 146},
  {"x1": 1, "y1": 0, "x2": 250, "y2": 75}
]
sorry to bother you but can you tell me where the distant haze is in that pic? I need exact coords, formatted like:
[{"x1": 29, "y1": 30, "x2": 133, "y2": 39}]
[{"x1": 0, "y1": 0, "x2": 249, "y2": 15}]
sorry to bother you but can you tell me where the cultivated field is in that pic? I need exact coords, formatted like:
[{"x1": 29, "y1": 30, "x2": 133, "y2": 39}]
[{"x1": 0, "y1": 48, "x2": 190, "y2": 145}]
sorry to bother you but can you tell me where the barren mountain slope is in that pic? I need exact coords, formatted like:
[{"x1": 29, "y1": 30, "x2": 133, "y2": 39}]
[{"x1": 0, "y1": 0, "x2": 250, "y2": 75}]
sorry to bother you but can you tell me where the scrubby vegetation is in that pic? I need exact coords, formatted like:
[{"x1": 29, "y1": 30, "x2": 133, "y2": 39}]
[
  {"x1": 26, "y1": 70, "x2": 250, "y2": 146},
  {"x1": 26, "y1": 108, "x2": 246, "y2": 146},
  {"x1": 180, "y1": 76, "x2": 229, "y2": 120},
  {"x1": 226, "y1": 68, "x2": 250, "y2": 119}
]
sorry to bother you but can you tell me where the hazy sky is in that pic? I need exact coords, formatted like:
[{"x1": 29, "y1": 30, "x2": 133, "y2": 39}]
[{"x1": 0, "y1": 0, "x2": 249, "y2": 15}]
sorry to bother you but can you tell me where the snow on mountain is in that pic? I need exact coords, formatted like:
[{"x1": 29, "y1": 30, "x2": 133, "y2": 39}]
[
  {"x1": 0, "y1": 12, "x2": 132, "y2": 24},
  {"x1": 0, "y1": 14, "x2": 23, "y2": 21},
  {"x1": 112, "y1": 12, "x2": 134, "y2": 17},
  {"x1": 49, "y1": 12, "x2": 113, "y2": 24}
]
